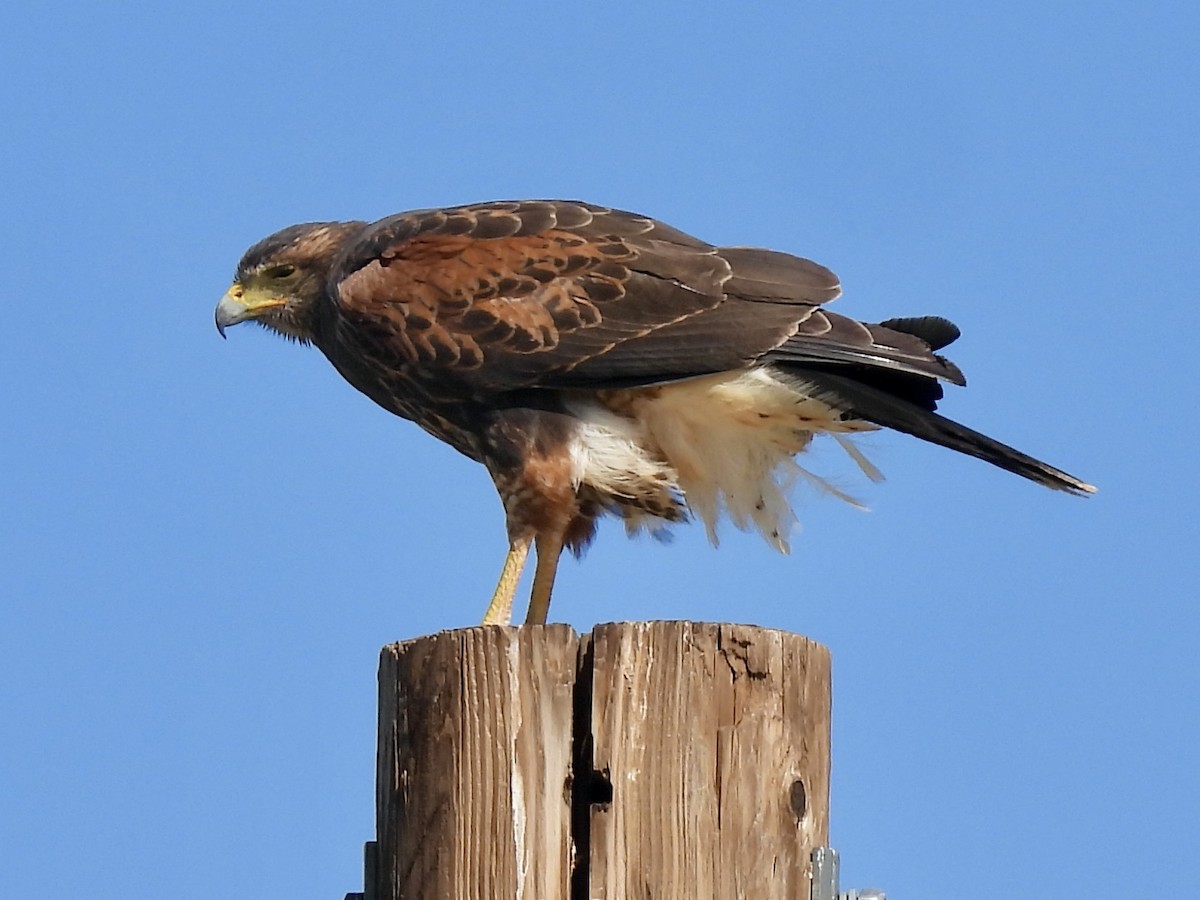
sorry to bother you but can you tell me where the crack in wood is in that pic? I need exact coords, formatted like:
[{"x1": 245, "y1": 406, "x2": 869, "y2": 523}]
[{"x1": 718, "y1": 628, "x2": 771, "y2": 681}]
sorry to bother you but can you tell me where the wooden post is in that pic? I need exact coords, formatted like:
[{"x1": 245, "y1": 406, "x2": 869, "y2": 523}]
[
  {"x1": 350, "y1": 622, "x2": 831, "y2": 900},
  {"x1": 373, "y1": 625, "x2": 580, "y2": 900},
  {"x1": 586, "y1": 622, "x2": 831, "y2": 899}
]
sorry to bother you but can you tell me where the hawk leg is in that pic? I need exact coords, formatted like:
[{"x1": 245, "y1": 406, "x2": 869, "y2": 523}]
[
  {"x1": 480, "y1": 538, "x2": 531, "y2": 626},
  {"x1": 524, "y1": 533, "x2": 565, "y2": 625},
  {"x1": 479, "y1": 407, "x2": 587, "y2": 625}
]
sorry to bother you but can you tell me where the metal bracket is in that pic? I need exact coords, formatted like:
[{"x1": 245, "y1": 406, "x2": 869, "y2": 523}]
[{"x1": 810, "y1": 847, "x2": 886, "y2": 900}]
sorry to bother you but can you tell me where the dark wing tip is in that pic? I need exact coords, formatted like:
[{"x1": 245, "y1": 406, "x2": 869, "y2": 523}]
[{"x1": 877, "y1": 316, "x2": 961, "y2": 351}]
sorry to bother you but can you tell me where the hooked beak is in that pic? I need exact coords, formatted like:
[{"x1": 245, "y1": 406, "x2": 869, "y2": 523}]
[{"x1": 215, "y1": 285, "x2": 283, "y2": 338}]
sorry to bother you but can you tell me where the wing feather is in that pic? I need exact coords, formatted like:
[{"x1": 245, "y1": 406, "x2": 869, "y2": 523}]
[{"x1": 327, "y1": 200, "x2": 958, "y2": 397}]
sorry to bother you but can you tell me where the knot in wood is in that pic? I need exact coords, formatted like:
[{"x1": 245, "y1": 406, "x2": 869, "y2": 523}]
[{"x1": 788, "y1": 777, "x2": 808, "y2": 821}]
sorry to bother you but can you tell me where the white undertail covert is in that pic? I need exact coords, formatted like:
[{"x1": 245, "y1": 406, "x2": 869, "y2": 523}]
[{"x1": 567, "y1": 367, "x2": 883, "y2": 551}]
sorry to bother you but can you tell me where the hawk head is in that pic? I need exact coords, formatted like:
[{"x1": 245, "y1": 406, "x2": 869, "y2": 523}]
[{"x1": 215, "y1": 221, "x2": 363, "y2": 342}]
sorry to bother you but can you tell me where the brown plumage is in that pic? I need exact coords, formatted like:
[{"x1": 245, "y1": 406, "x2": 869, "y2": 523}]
[{"x1": 215, "y1": 200, "x2": 1094, "y2": 624}]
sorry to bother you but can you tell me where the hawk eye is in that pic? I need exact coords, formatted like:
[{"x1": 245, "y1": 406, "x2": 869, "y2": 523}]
[{"x1": 266, "y1": 264, "x2": 297, "y2": 279}]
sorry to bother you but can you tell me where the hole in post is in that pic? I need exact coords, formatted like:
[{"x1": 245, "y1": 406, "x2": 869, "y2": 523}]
[
  {"x1": 789, "y1": 777, "x2": 807, "y2": 820},
  {"x1": 589, "y1": 768, "x2": 614, "y2": 806}
]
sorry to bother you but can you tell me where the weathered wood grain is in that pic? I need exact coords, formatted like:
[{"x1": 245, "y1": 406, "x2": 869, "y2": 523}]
[
  {"x1": 585, "y1": 622, "x2": 831, "y2": 900},
  {"x1": 374, "y1": 625, "x2": 579, "y2": 900}
]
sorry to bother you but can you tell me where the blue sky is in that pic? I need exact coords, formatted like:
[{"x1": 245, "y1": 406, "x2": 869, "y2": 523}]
[{"x1": 2, "y1": 3, "x2": 1196, "y2": 897}]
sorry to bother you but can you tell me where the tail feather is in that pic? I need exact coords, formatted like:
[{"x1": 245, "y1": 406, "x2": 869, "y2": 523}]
[{"x1": 792, "y1": 370, "x2": 1096, "y2": 495}]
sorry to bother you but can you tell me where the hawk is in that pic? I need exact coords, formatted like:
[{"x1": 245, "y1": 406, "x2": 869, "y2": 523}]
[{"x1": 215, "y1": 200, "x2": 1094, "y2": 625}]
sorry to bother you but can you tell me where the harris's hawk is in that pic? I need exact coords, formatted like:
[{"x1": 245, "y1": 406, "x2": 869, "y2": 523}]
[{"x1": 215, "y1": 200, "x2": 1094, "y2": 624}]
